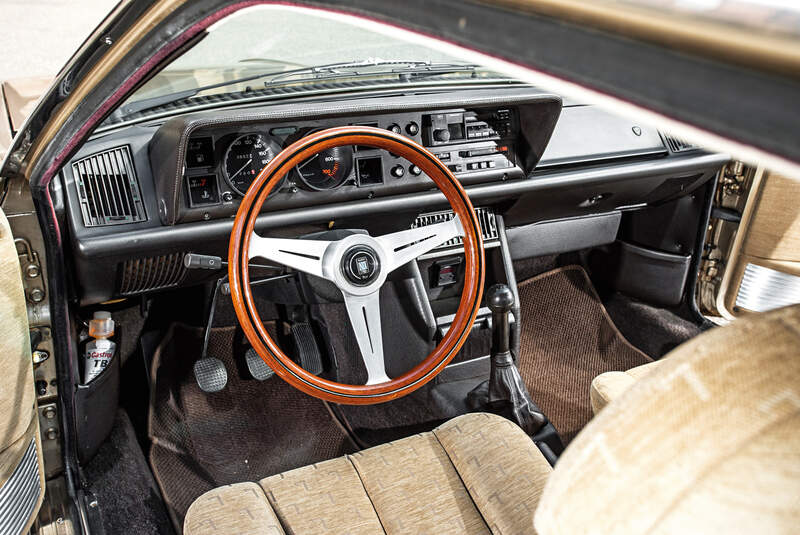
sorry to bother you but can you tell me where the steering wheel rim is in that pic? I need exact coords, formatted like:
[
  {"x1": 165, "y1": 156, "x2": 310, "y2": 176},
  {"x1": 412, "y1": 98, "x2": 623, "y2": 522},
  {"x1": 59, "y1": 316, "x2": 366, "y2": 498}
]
[{"x1": 229, "y1": 126, "x2": 484, "y2": 404}]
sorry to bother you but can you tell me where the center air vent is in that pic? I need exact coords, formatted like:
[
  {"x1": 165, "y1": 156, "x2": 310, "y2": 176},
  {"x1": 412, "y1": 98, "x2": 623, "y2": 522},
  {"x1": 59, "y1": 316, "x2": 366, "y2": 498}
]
[
  {"x1": 118, "y1": 253, "x2": 187, "y2": 295},
  {"x1": 662, "y1": 134, "x2": 697, "y2": 153},
  {"x1": 72, "y1": 146, "x2": 147, "y2": 227},
  {"x1": 412, "y1": 207, "x2": 498, "y2": 252}
]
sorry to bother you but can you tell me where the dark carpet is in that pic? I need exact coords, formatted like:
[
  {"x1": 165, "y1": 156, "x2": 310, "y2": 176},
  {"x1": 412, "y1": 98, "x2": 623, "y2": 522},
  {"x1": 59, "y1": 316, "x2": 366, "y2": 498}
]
[
  {"x1": 84, "y1": 410, "x2": 174, "y2": 534},
  {"x1": 603, "y1": 293, "x2": 703, "y2": 358},
  {"x1": 517, "y1": 266, "x2": 653, "y2": 444},
  {"x1": 148, "y1": 323, "x2": 356, "y2": 532}
]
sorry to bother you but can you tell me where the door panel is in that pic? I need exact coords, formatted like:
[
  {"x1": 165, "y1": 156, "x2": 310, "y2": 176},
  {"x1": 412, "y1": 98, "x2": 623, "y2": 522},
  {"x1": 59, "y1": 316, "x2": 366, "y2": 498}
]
[
  {"x1": 707, "y1": 169, "x2": 800, "y2": 318},
  {"x1": 0, "y1": 207, "x2": 44, "y2": 534}
]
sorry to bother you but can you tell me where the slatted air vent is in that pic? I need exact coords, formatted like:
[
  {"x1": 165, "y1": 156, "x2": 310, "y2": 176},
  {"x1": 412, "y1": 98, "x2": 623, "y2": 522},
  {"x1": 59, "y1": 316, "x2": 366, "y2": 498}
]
[
  {"x1": 412, "y1": 207, "x2": 498, "y2": 251},
  {"x1": 72, "y1": 146, "x2": 147, "y2": 227},
  {"x1": 663, "y1": 134, "x2": 697, "y2": 153},
  {"x1": 118, "y1": 253, "x2": 187, "y2": 295}
]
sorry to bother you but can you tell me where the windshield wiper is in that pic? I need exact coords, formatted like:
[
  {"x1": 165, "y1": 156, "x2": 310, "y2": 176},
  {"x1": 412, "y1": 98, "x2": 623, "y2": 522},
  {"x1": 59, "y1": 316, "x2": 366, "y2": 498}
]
[{"x1": 117, "y1": 59, "x2": 489, "y2": 117}]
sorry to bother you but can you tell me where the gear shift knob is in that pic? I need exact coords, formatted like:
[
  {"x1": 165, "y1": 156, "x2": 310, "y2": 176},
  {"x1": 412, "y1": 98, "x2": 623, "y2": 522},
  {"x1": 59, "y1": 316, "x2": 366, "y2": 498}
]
[{"x1": 487, "y1": 284, "x2": 514, "y2": 313}]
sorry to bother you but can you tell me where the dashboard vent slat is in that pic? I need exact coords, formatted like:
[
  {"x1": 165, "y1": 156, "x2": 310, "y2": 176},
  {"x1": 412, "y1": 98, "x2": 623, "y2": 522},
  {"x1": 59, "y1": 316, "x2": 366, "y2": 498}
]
[
  {"x1": 662, "y1": 134, "x2": 697, "y2": 153},
  {"x1": 72, "y1": 146, "x2": 147, "y2": 227},
  {"x1": 118, "y1": 253, "x2": 187, "y2": 295},
  {"x1": 412, "y1": 207, "x2": 499, "y2": 252}
]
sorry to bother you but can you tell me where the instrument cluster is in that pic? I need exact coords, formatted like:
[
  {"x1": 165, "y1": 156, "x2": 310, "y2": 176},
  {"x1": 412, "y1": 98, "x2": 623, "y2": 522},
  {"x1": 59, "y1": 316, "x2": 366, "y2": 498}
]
[{"x1": 182, "y1": 109, "x2": 519, "y2": 212}]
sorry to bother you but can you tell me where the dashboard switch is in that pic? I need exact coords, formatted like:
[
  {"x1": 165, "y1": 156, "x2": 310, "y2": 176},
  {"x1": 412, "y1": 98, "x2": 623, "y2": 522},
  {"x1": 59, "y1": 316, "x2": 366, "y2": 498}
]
[
  {"x1": 388, "y1": 123, "x2": 402, "y2": 134},
  {"x1": 406, "y1": 122, "x2": 419, "y2": 135},
  {"x1": 390, "y1": 165, "x2": 405, "y2": 178},
  {"x1": 409, "y1": 165, "x2": 422, "y2": 176}
]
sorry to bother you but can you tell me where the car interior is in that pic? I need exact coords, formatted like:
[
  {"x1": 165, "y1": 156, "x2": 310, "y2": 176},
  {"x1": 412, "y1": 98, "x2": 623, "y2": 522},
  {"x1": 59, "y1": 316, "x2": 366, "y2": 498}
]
[{"x1": 1, "y1": 2, "x2": 798, "y2": 534}]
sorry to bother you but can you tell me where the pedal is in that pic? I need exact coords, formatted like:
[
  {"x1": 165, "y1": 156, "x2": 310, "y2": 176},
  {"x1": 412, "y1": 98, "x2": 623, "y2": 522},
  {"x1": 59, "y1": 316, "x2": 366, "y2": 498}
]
[
  {"x1": 194, "y1": 357, "x2": 228, "y2": 392},
  {"x1": 245, "y1": 347, "x2": 275, "y2": 381},
  {"x1": 291, "y1": 322, "x2": 323, "y2": 375}
]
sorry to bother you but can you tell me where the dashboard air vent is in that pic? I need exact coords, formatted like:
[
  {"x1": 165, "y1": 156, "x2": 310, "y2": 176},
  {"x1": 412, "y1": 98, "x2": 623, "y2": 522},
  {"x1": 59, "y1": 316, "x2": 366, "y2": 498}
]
[
  {"x1": 412, "y1": 207, "x2": 498, "y2": 251},
  {"x1": 662, "y1": 134, "x2": 697, "y2": 153},
  {"x1": 72, "y1": 146, "x2": 147, "y2": 227},
  {"x1": 118, "y1": 253, "x2": 187, "y2": 295}
]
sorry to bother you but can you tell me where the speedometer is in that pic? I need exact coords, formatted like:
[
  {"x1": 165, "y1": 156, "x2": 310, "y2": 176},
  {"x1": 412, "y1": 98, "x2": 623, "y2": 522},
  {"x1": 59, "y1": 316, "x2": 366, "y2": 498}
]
[
  {"x1": 295, "y1": 145, "x2": 354, "y2": 190},
  {"x1": 223, "y1": 134, "x2": 280, "y2": 196}
]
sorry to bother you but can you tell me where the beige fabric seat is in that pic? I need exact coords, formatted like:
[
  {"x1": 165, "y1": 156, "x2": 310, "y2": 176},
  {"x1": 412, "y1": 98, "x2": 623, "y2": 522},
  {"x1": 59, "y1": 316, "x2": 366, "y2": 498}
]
[
  {"x1": 184, "y1": 412, "x2": 552, "y2": 534},
  {"x1": 185, "y1": 304, "x2": 800, "y2": 535},
  {"x1": 590, "y1": 358, "x2": 665, "y2": 414}
]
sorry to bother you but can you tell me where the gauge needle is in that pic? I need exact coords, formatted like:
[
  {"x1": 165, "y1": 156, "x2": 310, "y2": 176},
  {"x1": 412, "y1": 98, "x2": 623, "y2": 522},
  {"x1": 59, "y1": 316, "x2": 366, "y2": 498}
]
[
  {"x1": 297, "y1": 153, "x2": 319, "y2": 170},
  {"x1": 230, "y1": 158, "x2": 253, "y2": 179}
]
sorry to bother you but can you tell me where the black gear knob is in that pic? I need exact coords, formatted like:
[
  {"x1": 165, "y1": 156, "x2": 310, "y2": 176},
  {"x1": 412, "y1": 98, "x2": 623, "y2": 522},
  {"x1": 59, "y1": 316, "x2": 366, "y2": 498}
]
[{"x1": 487, "y1": 284, "x2": 514, "y2": 313}]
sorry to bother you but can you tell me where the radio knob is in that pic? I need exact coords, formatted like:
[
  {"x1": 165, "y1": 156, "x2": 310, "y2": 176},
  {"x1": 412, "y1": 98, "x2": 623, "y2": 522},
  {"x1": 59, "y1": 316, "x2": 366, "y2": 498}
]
[{"x1": 433, "y1": 128, "x2": 450, "y2": 143}]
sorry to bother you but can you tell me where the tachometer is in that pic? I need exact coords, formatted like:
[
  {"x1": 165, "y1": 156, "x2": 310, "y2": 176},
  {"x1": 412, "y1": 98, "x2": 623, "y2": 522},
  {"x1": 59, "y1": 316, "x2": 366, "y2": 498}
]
[
  {"x1": 295, "y1": 145, "x2": 353, "y2": 190},
  {"x1": 223, "y1": 134, "x2": 280, "y2": 196}
]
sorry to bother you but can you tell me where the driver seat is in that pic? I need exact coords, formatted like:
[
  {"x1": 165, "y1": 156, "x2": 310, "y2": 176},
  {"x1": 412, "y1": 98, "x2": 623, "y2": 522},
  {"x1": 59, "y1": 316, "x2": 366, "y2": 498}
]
[{"x1": 184, "y1": 304, "x2": 800, "y2": 534}]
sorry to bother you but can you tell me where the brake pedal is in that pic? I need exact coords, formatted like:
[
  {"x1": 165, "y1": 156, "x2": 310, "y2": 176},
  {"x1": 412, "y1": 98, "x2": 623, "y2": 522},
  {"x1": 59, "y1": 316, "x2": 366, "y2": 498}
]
[
  {"x1": 245, "y1": 347, "x2": 275, "y2": 381},
  {"x1": 194, "y1": 357, "x2": 228, "y2": 392},
  {"x1": 291, "y1": 322, "x2": 323, "y2": 375}
]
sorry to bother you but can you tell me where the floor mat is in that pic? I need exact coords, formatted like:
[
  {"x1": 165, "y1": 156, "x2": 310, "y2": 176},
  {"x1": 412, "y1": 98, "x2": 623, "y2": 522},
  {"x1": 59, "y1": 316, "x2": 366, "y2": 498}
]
[
  {"x1": 517, "y1": 266, "x2": 653, "y2": 444},
  {"x1": 84, "y1": 410, "x2": 174, "y2": 534},
  {"x1": 148, "y1": 323, "x2": 356, "y2": 532}
]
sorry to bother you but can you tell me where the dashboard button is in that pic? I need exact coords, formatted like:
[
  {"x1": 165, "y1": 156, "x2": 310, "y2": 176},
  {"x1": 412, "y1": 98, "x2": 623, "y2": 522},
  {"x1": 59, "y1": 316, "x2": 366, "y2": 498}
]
[
  {"x1": 390, "y1": 165, "x2": 405, "y2": 178},
  {"x1": 405, "y1": 122, "x2": 419, "y2": 135},
  {"x1": 409, "y1": 165, "x2": 422, "y2": 176},
  {"x1": 221, "y1": 191, "x2": 233, "y2": 202},
  {"x1": 387, "y1": 124, "x2": 402, "y2": 134}
]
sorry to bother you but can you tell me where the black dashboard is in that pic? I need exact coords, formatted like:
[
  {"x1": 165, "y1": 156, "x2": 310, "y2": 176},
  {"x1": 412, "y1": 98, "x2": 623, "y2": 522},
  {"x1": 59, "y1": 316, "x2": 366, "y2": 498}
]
[{"x1": 57, "y1": 85, "x2": 729, "y2": 304}]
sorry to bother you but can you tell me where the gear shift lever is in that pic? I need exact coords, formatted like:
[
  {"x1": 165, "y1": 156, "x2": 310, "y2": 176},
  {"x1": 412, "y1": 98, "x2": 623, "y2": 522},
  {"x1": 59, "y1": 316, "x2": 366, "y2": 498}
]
[{"x1": 468, "y1": 284, "x2": 546, "y2": 435}]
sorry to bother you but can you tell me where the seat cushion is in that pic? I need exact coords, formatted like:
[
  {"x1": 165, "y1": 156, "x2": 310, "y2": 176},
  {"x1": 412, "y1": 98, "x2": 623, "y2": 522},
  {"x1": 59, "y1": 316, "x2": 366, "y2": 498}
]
[
  {"x1": 589, "y1": 359, "x2": 664, "y2": 414},
  {"x1": 184, "y1": 412, "x2": 552, "y2": 535}
]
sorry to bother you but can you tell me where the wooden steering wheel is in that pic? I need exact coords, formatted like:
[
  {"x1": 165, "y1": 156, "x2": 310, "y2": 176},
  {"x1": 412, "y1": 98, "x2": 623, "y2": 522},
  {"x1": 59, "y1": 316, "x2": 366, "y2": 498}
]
[{"x1": 229, "y1": 126, "x2": 484, "y2": 404}]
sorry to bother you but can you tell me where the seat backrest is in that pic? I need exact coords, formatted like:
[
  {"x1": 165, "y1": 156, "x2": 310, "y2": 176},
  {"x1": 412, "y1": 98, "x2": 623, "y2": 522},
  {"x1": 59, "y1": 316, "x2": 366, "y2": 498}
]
[{"x1": 535, "y1": 304, "x2": 800, "y2": 534}]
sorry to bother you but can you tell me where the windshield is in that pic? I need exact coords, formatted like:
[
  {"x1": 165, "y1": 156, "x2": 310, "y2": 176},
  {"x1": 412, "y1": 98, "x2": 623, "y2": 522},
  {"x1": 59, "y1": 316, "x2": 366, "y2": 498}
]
[{"x1": 117, "y1": 5, "x2": 506, "y2": 119}]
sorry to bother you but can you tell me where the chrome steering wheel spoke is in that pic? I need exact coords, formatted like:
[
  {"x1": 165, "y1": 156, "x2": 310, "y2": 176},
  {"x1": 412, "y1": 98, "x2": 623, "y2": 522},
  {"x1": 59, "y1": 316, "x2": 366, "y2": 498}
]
[
  {"x1": 375, "y1": 215, "x2": 464, "y2": 273},
  {"x1": 342, "y1": 291, "x2": 390, "y2": 385},
  {"x1": 249, "y1": 232, "x2": 333, "y2": 279}
]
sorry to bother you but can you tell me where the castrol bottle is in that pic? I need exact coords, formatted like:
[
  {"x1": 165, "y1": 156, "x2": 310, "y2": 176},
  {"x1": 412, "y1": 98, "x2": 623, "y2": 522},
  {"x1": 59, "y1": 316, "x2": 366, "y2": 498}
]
[{"x1": 84, "y1": 311, "x2": 116, "y2": 384}]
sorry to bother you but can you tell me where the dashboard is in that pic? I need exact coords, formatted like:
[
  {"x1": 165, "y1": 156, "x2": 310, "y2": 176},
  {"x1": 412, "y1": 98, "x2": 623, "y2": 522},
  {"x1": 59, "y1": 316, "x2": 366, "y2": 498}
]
[{"x1": 57, "y1": 86, "x2": 728, "y2": 304}]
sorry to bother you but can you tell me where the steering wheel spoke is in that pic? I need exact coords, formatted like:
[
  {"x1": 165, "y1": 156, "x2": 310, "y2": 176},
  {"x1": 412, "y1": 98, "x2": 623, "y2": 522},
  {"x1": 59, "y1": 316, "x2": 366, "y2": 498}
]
[
  {"x1": 376, "y1": 215, "x2": 464, "y2": 272},
  {"x1": 343, "y1": 291, "x2": 390, "y2": 385},
  {"x1": 249, "y1": 232, "x2": 332, "y2": 279}
]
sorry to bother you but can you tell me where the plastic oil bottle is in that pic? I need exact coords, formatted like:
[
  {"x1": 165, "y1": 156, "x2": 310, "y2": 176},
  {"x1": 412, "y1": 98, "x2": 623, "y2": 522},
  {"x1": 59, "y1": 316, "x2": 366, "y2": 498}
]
[{"x1": 84, "y1": 311, "x2": 116, "y2": 384}]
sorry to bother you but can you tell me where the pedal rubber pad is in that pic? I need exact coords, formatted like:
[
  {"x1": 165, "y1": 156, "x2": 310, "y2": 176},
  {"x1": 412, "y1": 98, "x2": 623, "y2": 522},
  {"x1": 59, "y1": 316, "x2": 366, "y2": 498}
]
[
  {"x1": 193, "y1": 357, "x2": 228, "y2": 393},
  {"x1": 291, "y1": 322, "x2": 323, "y2": 375},
  {"x1": 245, "y1": 347, "x2": 275, "y2": 381}
]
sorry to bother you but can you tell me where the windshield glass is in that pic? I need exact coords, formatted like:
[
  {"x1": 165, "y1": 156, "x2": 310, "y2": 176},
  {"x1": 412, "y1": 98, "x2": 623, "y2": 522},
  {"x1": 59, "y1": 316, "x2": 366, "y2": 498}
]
[{"x1": 117, "y1": 5, "x2": 506, "y2": 118}]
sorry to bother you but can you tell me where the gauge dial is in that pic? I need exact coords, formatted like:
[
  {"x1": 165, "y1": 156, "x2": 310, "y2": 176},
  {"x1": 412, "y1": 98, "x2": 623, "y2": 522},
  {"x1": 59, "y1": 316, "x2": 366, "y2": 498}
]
[
  {"x1": 295, "y1": 145, "x2": 354, "y2": 190},
  {"x1": 223, "y1": 134, "x2": 280, "y2": 196}
]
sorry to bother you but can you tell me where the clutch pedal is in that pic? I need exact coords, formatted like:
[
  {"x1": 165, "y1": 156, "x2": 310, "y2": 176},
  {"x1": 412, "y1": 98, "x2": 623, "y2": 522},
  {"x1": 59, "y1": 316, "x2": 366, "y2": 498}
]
[
  {"x1": 245, "y1": 347, "x2": 275, "y2": 381},
  {"x1": 291, "y1": 322, "x2": 323, "y2": 375},
  {"x1": 194, "y1": 357, "x2": 228, "y2": 393}
]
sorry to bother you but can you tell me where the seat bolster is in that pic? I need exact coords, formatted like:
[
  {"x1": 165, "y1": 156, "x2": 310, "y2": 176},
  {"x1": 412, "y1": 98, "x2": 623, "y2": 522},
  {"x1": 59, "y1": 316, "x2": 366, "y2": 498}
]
[
  {"x1": 590, "y1": 360, "x2": 664, "y2": 414},
  {"x1": 433, "y1": 413, "x2": 553, "y2": 534},
  {"x1": 590, "y1": 371, "x2": 636, "y2": 414},
  {"x1": 184, "y1": 482, "x2": 285, "y2": 535}
]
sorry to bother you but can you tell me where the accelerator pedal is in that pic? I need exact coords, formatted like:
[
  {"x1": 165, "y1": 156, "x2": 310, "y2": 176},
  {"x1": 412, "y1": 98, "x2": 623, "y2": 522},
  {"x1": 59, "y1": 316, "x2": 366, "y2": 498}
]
[
  {"x1": 291, "y1": 322, "x2": 323, "y2": 375},
  {"x1": 245, "y1": 347, "x2": 275, "y2": 381},
  {"x1": 193, "y1": 357, "x2": 228, "y2": 393}
]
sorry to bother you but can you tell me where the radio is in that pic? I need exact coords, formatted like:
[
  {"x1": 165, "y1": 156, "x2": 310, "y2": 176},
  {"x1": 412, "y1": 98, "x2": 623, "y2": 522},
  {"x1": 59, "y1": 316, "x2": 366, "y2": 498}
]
[{"x1": 422, "y1": 109, "x2": 514, "y2": 147}]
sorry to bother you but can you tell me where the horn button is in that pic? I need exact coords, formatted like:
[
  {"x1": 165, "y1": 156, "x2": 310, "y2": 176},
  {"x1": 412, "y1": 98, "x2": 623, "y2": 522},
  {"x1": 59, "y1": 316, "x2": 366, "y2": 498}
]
[{"x1": 341, "y1": 245, "x2": 381, "y2": 286}]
